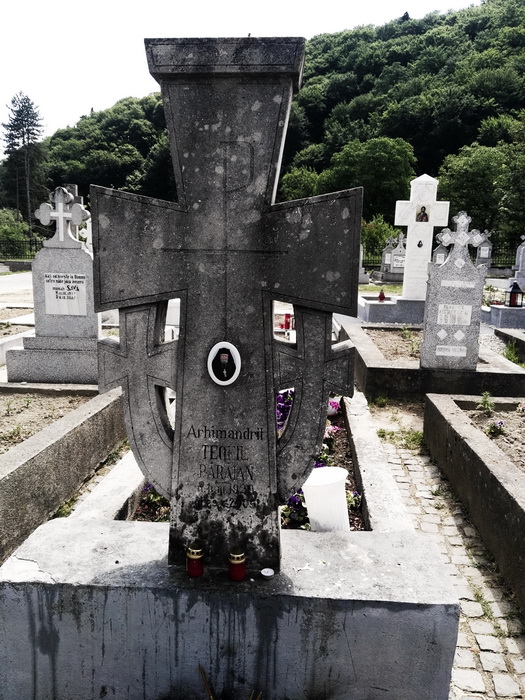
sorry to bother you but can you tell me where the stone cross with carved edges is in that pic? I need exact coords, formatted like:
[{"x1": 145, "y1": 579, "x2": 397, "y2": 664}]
[
  {"x1": 436, "y1": 211, "x2": 485, "y2": 261},
  {"x1": 92, "y1": 38, "x2": 362, "y2": 570},
  {"x1": 35, "y1": 186, "x2": 90, "y2": 249},
  {"x1": 395, "y1": 174, "x2": 450, "y2": 300}
]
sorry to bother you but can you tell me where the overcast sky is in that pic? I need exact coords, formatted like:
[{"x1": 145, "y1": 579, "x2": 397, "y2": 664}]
[{"x1": 1, "y1": 0, "x2": 481, "y2": 155}]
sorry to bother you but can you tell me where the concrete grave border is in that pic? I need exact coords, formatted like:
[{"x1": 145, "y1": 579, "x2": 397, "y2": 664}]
[
  {"x1": 339, "y1": 320, "x2": 525, "y2": 398},
  {"x1": 0, "y1": 390, "x2": 460, "y2": 699},
  {"x1": 424, "y1": 393, "x2": 525, "y2": 612},
  {"x1": 0, "y1": 385, "x2": 125, "y2": 563}
]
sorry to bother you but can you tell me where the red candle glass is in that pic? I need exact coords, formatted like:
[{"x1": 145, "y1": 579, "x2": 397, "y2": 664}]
[
  {"x1": 186, "y1": 543, "x2": 204, "y2": 577},
  {"x1": 228, "y1": 550, "x2": 246, "y2": 581}
]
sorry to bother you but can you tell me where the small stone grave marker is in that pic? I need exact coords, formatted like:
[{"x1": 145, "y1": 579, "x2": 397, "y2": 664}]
[
  {"x1": 395, "y1": 174, "x2": 450, "y2": 300},
  {"x1": 421, "y1": 212, "x2": 486, "y2": 370},
  {"x1": 93, "y1": 38, "x2": 361, "y2": 569},
  {"x1": 6, "y1": 186, "x2": 99, "y2": 383}
]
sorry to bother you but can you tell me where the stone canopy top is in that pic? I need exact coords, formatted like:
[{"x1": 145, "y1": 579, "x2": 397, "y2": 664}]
[{"x1": 145, "y1": 37, "x2": 305, "y2": 89}]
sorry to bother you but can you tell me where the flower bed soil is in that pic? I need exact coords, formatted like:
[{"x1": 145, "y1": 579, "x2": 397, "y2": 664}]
[
  {"x1": 0, "y1": 393, "x2": 91, "y2": 454},
  {"x1": 133, "y1": 410, "x2": 366, "y2": 531},
  {"x1": 466, "y1": 406, "x2": 525, "y2": 473}
]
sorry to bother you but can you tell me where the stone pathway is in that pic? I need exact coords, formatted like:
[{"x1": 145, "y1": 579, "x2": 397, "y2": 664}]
[{"x1": 380, "y1": 440, "x2": 525, "y2": 699}]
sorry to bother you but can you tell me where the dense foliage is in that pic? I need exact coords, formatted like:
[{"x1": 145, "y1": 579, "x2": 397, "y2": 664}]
[{"x1": 2, "y1": 0, "x2": 525, "y2": 252}]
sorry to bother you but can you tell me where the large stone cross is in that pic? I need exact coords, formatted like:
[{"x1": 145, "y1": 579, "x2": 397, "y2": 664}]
[
  {"x1": 395, "y1": 174, "x2": 450, "y2": 300},
  {"x1": 92, "y1": 38, "x2": 361, "y2": 570}
]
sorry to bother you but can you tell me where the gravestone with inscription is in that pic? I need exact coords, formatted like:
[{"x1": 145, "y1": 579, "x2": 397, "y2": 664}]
[
  {"x1": 395, "y1": 174, "x2": 450, "y2": 300},
  {"x1": 421, "y1": 212, "x2": 486, "y2": 370},
  {"x1": 6, "y1": 186, "x2": 99, "y2": 383},
  {"x1": 475, "y1": 230, "x2": 492, "y2": 269},
  {"x1": 514, "y1": 235, "x2": 525, "y2": 290},
  {"x1": 93, "y1": 37, "x2": 360, "y2": 570}
]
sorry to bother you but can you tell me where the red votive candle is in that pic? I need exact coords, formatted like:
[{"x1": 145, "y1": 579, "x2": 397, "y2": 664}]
[
  {"x1": 228, "y1": 549, "x2": 246, "y2": 581},
  {"x1": 186, "y1": 543, "x2": 204, "y2": 577}
]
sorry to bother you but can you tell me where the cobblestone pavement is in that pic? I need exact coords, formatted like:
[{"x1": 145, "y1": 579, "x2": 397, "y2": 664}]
[{"x1": 380, "y1": 440, "x2": 525, "y2": 700}]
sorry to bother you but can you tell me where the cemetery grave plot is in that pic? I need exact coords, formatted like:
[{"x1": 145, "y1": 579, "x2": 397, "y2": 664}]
[
  {"x1": 0, "y1": 392, "x2": 90, "y2": 453},
  {"x1": 0, "y1": 307, "x2": 32, "y2": 336},
  {"x1": 365, "y1": 327, "x2": 422, "y2": 359},
  {"x1": 133, "y1": 406, "x2": 366, "y2": 531},
  {"x1": 466, "y1": 401, "x2": 525, "y2": 473}
]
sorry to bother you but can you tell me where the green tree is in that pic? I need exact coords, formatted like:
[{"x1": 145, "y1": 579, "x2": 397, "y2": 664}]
[
  {"x1": 2, "y1": 93, "x2": 46, "y2": 235},
  {"x1": 315, "y1": 137, "x2": 416, "y2": 222},
  {"x1": 0, "y1": 208, "x2": 28, "y2": 238},
  {"x1": 361, "y1": 215, "x2": 400, "y2": 257},
  {"x1": 438, "y1": 143, "x2": 506, "y2": 236},
  {"x1": 278, "y1": 167, "x2": 318, "y2": 202}
]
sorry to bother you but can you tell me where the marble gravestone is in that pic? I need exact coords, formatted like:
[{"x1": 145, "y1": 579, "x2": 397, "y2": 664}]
[
  {"x1": 93, "y1": 38, "x2": 361, "y2": 570},
  {"x1": 475, "y1": 230, "x2": 492, "y2": 269},
  {"x1": 6, "y1": 186, "x2": 99, "y2": 383},
  {"x1": 514, "y1": 235, "x2": 525, "y2": 290},
  {"x1": 421, "y1": 212, "x2": 486, "y2": 370},
  {"x1": 395, "y1": 174, "x2": 450, "y2": 300}
]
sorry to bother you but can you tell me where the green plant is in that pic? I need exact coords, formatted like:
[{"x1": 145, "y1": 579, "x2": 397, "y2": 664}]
[
  {"x1": 346, "y1": 490, "x2": 361, "y2": 510},
  {"x1": 409, "y1": 338, "x2": 421, "y2": 357},
  {"x1": 52, "y1": 497, "x2": 77, "y2": 519},
  {"x1": 485, "y1": 420, "x2": 505, "y2": 438},
  {"x1": 477, "y1": 391, "x2": 495, "y2": 415},
  {"x1": 4, "y1": 399, "x2": 13, "y2": 416},
  {"x1": 401, "y1": 325, "x2": 413, "y2": 340},
  {"x1": 503, "y1": 340, "x2": 520, "y2": 364},
  {"x1": 376, "y1": 427, "x2": 425, "y2": 452},
  {"x1": 370, "y1": 395, "x2": 389, "y2": 407}
]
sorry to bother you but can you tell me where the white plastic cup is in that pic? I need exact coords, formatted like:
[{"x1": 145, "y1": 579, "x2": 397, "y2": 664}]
[{"x1": 302, "y1": 467, "x2": 350, "y2": 532}]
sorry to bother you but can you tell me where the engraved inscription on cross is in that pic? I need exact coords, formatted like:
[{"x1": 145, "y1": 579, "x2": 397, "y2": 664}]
[
  {"x1": 395, "y1": 174, "x2": 450, "y2": 300},
  {"x1": 35, "y1": 186, "x2": 90, "y2": 249},
  {"x1": 92, "y1": 38, "x2": 361, "y2": 570}
]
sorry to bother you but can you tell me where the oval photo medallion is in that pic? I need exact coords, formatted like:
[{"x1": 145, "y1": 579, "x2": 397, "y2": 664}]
[{"x1": 207, "y1": 342, "x2": 241, "y2": 386}]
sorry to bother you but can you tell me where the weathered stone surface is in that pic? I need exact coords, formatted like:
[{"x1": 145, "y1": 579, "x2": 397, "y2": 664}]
[
  {"x1": 421, "y1": 213, "x2": 486, "y2": 370},
  {"x1": 0, "y1": 520, "x2": 459, "y2": 700},
  {"x1": 92, "y1": 38, "x2": 361, "y2": 568}
]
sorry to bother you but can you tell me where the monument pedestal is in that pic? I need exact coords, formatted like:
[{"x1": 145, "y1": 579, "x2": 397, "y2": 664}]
[
  {"x1": 357, "y1": 297, "x2": 425, "y2": 324},
  {"x1": 481, "y1": 304, "x2": 525, "y2": 329},
  {"x1": 6, "y1": 336, "x2": 98, "y2": 383},
  {"x1": 0, "y1": 519, "x2": 458, "y2": 700}
]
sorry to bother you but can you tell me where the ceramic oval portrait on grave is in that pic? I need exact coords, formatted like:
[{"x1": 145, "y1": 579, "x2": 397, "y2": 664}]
[{"x1": 207, "y1": 342, "x2": 241, "y2": 386}]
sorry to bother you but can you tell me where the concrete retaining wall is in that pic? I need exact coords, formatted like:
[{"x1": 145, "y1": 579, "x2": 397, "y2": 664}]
[
  {"x1": 340, "y1": 321, "x2": 525, "y2": 398},
  {"x1": 0, "y1": 387, "x2": 125, "y2": 563},
  {"x1": 424, "y1": 393, "x2": 525, "y2": 612}
]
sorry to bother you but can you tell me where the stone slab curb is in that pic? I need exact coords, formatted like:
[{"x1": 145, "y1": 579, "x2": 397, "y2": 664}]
[
  {"x1": 424, "y1": 393, "x2": 525, "y2": 613},
  {"x1": 71, "y1": 451, "x2": 144, "y2": 521},
  {"x1": 0, "y1": 387, "x2": 125, "y2": 563},
  {"x1": 343, "y1": 392, "x2": 414, "y2": 532}
]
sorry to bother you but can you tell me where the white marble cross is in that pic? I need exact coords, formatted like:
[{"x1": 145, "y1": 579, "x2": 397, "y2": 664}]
[
  {"x1": 395, "y1": 174, "x2": 450, "y2": 300},
  {"x1": 35, "y1": 186, "x2": 90, "y2": 247}
]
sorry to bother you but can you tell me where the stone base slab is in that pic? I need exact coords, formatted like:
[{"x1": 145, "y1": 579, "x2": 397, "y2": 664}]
[
  {"x1": 0, "y1": 519, "x2": 459, "y2": 700},
  {"x1": 356, "y1": 298, "x2": 425, "y2": 324},
  {"x1": 481, "y1": 304, "x2": 525, "y2": 328},
  {"x1": 6, "y1": 345, "x2": 98, "y2": 383}
]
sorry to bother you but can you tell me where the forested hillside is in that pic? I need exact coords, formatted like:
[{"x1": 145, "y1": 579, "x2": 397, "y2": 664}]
[{"x1": 1, "y1": 0, "x2": 524, "y2": 253}]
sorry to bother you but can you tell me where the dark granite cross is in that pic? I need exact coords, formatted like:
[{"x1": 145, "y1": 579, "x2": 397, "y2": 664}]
[{"x1": 92, "y1": 38, "x2": 362, "y2": 569}]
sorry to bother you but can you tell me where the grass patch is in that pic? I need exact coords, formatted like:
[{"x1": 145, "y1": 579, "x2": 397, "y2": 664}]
[
  {"x1": 359, "y1": 284, "x2": 403, "y2": 295},
  {"x1": 377, "y1": 427, "x2": 425, "y2": 451}
]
